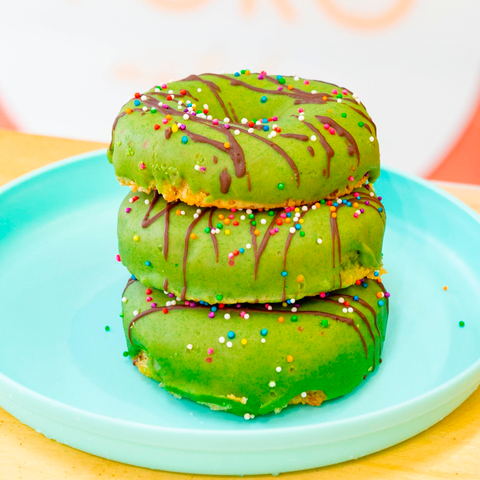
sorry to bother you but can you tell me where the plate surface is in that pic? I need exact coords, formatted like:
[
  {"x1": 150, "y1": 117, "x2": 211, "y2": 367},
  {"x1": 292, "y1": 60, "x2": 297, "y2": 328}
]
[{"x1": 1, "y1": 151, "x2": 480, "y2": 475}]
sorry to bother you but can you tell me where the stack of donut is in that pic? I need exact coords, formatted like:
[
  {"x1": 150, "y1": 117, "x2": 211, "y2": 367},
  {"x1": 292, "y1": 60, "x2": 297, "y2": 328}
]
[{"x1": 109, "y1": 71, "x2": 389, "y2": 419}]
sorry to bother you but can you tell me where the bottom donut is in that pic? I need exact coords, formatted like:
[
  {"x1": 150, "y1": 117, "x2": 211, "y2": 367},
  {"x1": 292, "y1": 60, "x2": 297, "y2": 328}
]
[{"x1": 121, "y1": 278, "x2": 389, "y2": 418}]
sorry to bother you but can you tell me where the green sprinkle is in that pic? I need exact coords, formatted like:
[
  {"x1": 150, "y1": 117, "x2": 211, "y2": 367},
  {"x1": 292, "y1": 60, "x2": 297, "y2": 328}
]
[
  {"x1": 123, "y1": 351, "x2": 129, "y2": 357},
  {"x1": 341, "y1": 113, "x2": 347, "y2": 118},
  {"x1": 205, "y1": 227, "x2": 211, "y2": 233},
  {"x1": 320, "y1": 199, "x2": 326, "y2": 204},
  {"x1": 300, "y1": 231, "x2": 305, "y2": 237},
  {"x1": 291, "y1": 315, "x2": 298, "y2": 322},
  {"x1": 336, "y1": 93, "x2": 343, "y2": 98},
  {"x1": 150, "y1": 108, "x2": 157, "y2": 114},
  {"x1": 251, "y1": 220, "x2": 256, "y2": 226},
  {"x1": 217, "y1": 223, "x2": 223, "y2": 229},
  {"x1": 358, "y1": 121, "x2": 364, "y2": 127},
  {"x1": 278, "y1": 183, "x2": 284, "y2": 190},
  {"x1": 249, "y1": 213, "x2": 255, "y2": 219},
  {"x1": 268, "y1": 210, "x2": 275, "y2": 216},
  {"x1": 459, "y1": 321, "x2": 465, "y2": 327},
  {"x1": 216, "y1": 294, "x2": 223, "y2": 301},
  {"x1": 105, "y1": 326, "x2": 110, "y2": 332},
  {"x1": 278, "y1": 78, "x2": 286, "y2": 84},
  {"x1": 119, "y1": 313, "x2": 124, "y2": 318},
  {"x1": 253, "y1": 118, "x2": 257, "y2": 123},
  {"x1": 241, "y1": 69, "x2": 246, "y2": 74},
  {"x1": 321, "y1": 319, "x2": 329, "y2": 327}
]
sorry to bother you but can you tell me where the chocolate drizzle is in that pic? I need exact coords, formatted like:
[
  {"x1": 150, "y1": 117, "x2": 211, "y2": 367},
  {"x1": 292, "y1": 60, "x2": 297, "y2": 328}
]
[
  {"x1": 280, "y1": 133, "x2": 309, "y2": 141},
  {"x1": 123, "y1": 277, "x2": 137, "y2": 295},
  {"x1": 307, "y1": 146, "x2": 315, "y2": 157},
  {"x1": 330, "y1": 215, "x2": 342, "y2": 268},
  {"x1": 303, "y1": 119, "x2": 334, "y2": 178},
  {"x1": 219, "y1": 168, "x2": 232, "y2": 194},
  {"x1": 163, "y1": 278, "x2": 169, "y2": 291},
  {"x1": 165, "y1": 128, "x2": 172, "y2": 140},
  {"x1": 316, "y1": 116, "x2": 359, "y2": 165},
  {"x1": 181, "y1": 210, "x2": 208, "y2": 300}
]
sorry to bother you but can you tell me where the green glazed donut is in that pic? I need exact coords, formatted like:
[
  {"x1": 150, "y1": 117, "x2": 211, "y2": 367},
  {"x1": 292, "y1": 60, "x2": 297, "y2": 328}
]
[
  {"x1": 117, "y1": 186, "x2": 386, "y2": 304},
  {"x1": 108, "y1": 72, "x2": 380, "y2": 209},
  {"x1": 122, "y1": 277, "x2": 389, "y2": 417}
]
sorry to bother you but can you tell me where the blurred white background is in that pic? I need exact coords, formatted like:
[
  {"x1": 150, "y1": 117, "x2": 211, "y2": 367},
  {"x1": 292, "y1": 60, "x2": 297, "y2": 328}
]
[{"x1": 1, "y1": 0, "x2": 480, "y2": 178}]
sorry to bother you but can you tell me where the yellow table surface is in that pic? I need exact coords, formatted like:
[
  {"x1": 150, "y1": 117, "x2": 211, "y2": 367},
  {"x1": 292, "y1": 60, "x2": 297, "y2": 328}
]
[{"x1": 1, "y1": 129, "x2": 480, "y2": 480}]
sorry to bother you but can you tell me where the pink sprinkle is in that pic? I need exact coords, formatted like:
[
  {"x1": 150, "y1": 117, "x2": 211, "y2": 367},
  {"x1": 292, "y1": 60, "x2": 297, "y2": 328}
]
[
  {"x1": 265, "y1": 304, "x2": 270, "y2": 309},
  {"x1": 342, "y1": 89, "x2": 348, "y2": 95},
  {"x1": 207, "y1": 348, "x2": 214, "y2": 355},
  {"x1": 162, "y1": 118, "x2": 168, "y2": 124},
  {"x1": 240, "y1": 311, "x2": 245, "y2": 318},
  {"x1": 228, "y1": 253, "x2": 234, "y2": 259},
  {"x1": 280, "y1": 213, "x2": 287, "y2": 218},
  {"x1": 274, "y1": 227, "x2": 279, "y2": 232},
  {"x1": 146, "y1": 296, "x2": 152, "y2": 302},
  {"x1": 273, "y1": 116, "x2": 278, "y2": 121},
  {"x1": 161, "y1": 84, "x2": 167, "y2": 89},
  {"x1": 332, "y1": 89, "x2": 338, "y2": 95},
  {"x1": 205, "y1": 357, "x2": 212, "y2": 363},
  {"x1": 140, "y1": 163, "x2": 146, "y2": 169},
  {"x1": 348, "y1": 176, "x2": 354, "y2": 181},
  {"x1": 115, "y1": 254, "x2": 121, "y2": 262},
  {"x1": 329, "y1": 128, "x2": 336, "y2": 135},
  {"x1": 278, "y1": 86, "x2": 283, "y2": 91},
  {"x1": 323, "y1": 123, "x2": 330, "y2": 130},
  {"x1": 258, "y1": 74, "x2": 264, "y2": 80},
  {"x1": 354, "y1": 212, "x2": 359, "y2": 218},
  {"x1": 270, "y1": 229, "x2": 276, "y2": 235},
  {"x1": 320, "y1": 292, "x2": 326, "y2": 298},
  {"x1": 200, "y1": 166, "x2": 206, "y2": 172},
  {"x1": 208, "y1": 312, "x2": 215, "y2": 318},
  {"x1": 298, "y1": 108, "x2": 304, "y2": 113},
  {"x1": 231, "y1": 208, "x2": 237, "y2": 212},
  {"x1": 229, "y1": 214, "x2": 234, "y2": 219},
  {"x1": 213, "y1": 119, "x2": 219, "y2": 125},
  {"x1": 125, "y1": 208, "x2": 131, "y2": 213},
  {"x1": 185, "y1": 301, "x2": 190, "y2": 306},
  {"x1": 385, "y1": 292, "x2": 391, "y2": 298},
  {"x1": 304, "y1": 80, "x2": 310, "y2": 85},
  {"x1": 151, "y1": 303, "x2": 157, "y2": 308},
  {"x1": 224, "y1": 124, "x2": 230, "y2": 129}
]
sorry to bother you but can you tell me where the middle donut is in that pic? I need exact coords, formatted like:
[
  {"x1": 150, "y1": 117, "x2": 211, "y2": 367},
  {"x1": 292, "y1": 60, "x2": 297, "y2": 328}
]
[{"x1": 118, "y1": 186, "x2": 386, "y2": 304}]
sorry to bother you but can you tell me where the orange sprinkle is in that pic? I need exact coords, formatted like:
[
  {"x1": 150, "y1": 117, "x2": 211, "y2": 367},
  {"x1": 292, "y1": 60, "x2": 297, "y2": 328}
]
[
  {"x1": 126, "y1": 108, "x2": 133, "y2": 114},
  {"x1": 287, "y1": 355, "x2": 294, "y2": 363},
  {"x1": 166, "y1": 114, "x2": 172, "y2": 120},
  {"x1": 245, "y1": 70, "x2": 251, "y2": 75},
  {"x1": 285, "y1": 218, "x2": 291, "y2": 224},
  {"x1": 315, "y1": 202, "x2": 321, "y2": 208},
  {"x1": 376, "y1": 292, "x2": 383, "y2": 299},
  {"x1": 190, "y1": 233, "x2": 197, "y2": 240},
  {"x1": 322, "y1": 96, "x2": 328, "y2": 101},
  {"x1": 327, "y1": 109, "x2": 333, "y2": 113},
  {"x1": 288, "y1": 84, "x2": 293, "y2": 90},
  {"x1": 353, "y1": 202, "x2": 359, "y2": 208},
  {"x1": 254, "y1": 229, "x2": 260, "y2": 236},
  {"x1": 218, "y1": 214, "x2": 225, "y2": 220},
  {"x1": 329, "y1": 206, "x2": 336, "y2": 212},
  {"x1": 297, "y1": 275, "x2": 305, "y2": 283},
  {"x1": 278, "y1": 316, "x2": 284, "y2": 323},
  {"x1": 224, "y1": 142, "x2": 230, "y2": 149},
  {"x1": 331, "y1": 212, "x2": 337, "y2": 219},
  {"x1": 224, "y1": 219, "x2": 231, "y2": 225},
  {"x1": 443, "y1": 286, "x2": 448, "y2": 291},
  {"x1": 176, "y1": 209, "x2": 181, "y2": 216}
]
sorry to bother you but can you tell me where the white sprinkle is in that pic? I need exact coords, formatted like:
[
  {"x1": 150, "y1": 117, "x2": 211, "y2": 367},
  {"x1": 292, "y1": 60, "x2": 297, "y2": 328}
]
[
  {"x1": 310, "y1": 135, "x2": 317, "y2": 141},
  {"x1": 270, "y1": 131, "x2": 277, "y2": 138},
  {"x1": 269, "y1": 381, "x2": 276, "y2": 388},
  {"x1": 311, "y1": 205, "x2": 316, "y2": 210},
  {"x1": 342, "y1": 307, "x2": 348, "y2": 313},
  {"x1": 290, "y1": 298, "x2": 295, "y2": 303},
  {"x1": 181, "y1": 211, "x2": 185, "y2": 215},
  {"x1": 370, "y1": 192, "x2": 375, "y2": 197},
  {"x1": 223, "y1": 117, "x2": 230, "y2": 123},
  {"x1": 224, "y1": 313, "x2": 231, "y2": 320},
  {"x1": 133, "y1": 310, "x2": 138, "y2": 316},
  {"x1": 302, "y1": 206, "x2": 308, "y2": 211},
  {"x1": 227, "y1": 341, "x2": 233, "y2": 348},
  {"x1": 272, "y1": 124, "x2": 278, "y2": 129},
  {"x1": 356, "y1": 98, "x2": 362, "y2": 104},
  {"x1": 141, "y1": 95, "x2": 147, "y2": 101},
  {"x1": 337, "y1": 98, "x2": 342, "y2": 103},
  {"x1": 177, "y1": 106, "x2": 183, "y2": 110},
  {"x1": 197, "y1": 208, "x2": 202, "y2": 213},
  {"x1": 158, "y1": 101, "x2": 163, "y2": 106},
  {"x1": 256, "y1": 120, "x2": 262, "y2": 125},
  {"x1": 260, "y1": 219, "x2": 267, "y2": 225},
  {"x1": 240, "y1": 215, "x2": 246, "y2": 220},
  {"x1": 293, "y1": 217, "x2": 298, "y2": 223},
  {"x1": 166, "y1": 301, "x2": 171, "y2": 307},
  {"x1": 176, "y1": 297, "x2": 182, "y2": 301},
  {"x1": 301, "y1": 392, "x2": 307, "y2": 398},
  {"x1": 178, "y1": 100, "x2": 183, "y2": 105},
  {"x1": 298, "y1": 115, "x2": 305, "y2": 121},
  {"x1": 244, "y1": 413, "x2": 251, "y2": 420},
  {"x1": 193, "y1": 213, "x2": 199, "y2": 219},
  {"x1": 295, "y1": 212, "x2": 301, "y2": 217},
  {"x1": 144, "y1": 199, "x2": 150, "y2": 205},
  {"x1": 194, "y1": 165, "x2": 200, "y2": 171},
  {"x1": 338, "y1": 297, "x2": 345, "y2": 304},
  {"x1": 241, "y1": 397, "x2": 247, "y2": 404},
  {"x1": 241, "y1": 118, "x2": 248, "y2": 124},
  {"x1": 246, "y1": 209, "x2": 252, "y2": 215},
  {"x1": 197, "y1": 88, "x2": 202, "y2": 92},
  {"x1": 183, "y1": 114, "x2": 189, "y2": 120},
  {"x1": 244, "y1": 313, "x2": 250, "y2": 320},
  {"x1": 121, "y1": 297, "x2": 127, "y2": 303},
  {"x1": 246, "y1": 243, "x2": 252, "y2": 249},
  {"x1": 291, "y1": 307, "x2": 298, "y2": 313},
  {"x1": 168, "y1": 90, "x2": 174, "y2": 94},
  {"x1": 203, "y1": 104, "x2": 208, "y2": 109},
  {"x1": 289, "y1": 227, "x2": 296, "y2": 234},
  {"x1": 261, "y1": 338, "x2": 266, "y2": 343},
  {"x1": 311, "y1": 90, "x2": 317, "y2": 94},
  {"x1": 234, "y1": 129, "x2": 240, "y2": 136},
  {"x1": 294, "y1": 76, "x2": 299, "y2": 81},
  {"x1": 187, "y1": 344, "x2": 193, "y2": 350},
  {"x1": 369, "y1": 136, "x2": 375, "y2": 142},
  {"x1": 142, "y1": 106, "x2": 148, "y2": 112},
  {"x1": 219, "y1": 336, "x2": 225, "y2": 344},
  {"x1": 248, "y1": 128, "x2": 254, "y2": 133},
  {"x1": 276, "y1": 366, "x2": 282, "y2": 372},
  {"x1": 207, "y1": 115, "x2": 213, "y2": 120},
  {"x1": 317, "y1": 238, "x2": 323, "y2": 244},
  {"x1": 171, "y1": 300, "x2": 176, "y2": 306},
  {"x1": 348, "y1": 307, "x2": 354, "y2": 313},
  {"x1": 267, "y1": 306, "x2": 273, "y2": 311}
]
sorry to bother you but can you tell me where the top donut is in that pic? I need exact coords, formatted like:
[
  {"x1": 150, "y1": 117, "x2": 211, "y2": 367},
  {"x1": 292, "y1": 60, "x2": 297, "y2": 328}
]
[{"x1": 108, "y1": 72, "x2": 380, "y2": 209}]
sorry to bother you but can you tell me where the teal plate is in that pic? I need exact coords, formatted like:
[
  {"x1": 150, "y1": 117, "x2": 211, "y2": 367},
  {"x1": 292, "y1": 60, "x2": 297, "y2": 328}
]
[{"x1": 1, "y1": 150, "x2": 480, "y2": 475}]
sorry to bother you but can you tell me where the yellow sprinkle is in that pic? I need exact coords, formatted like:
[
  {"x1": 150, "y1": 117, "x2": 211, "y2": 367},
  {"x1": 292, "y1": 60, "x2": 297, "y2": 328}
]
[
  {"x1": 133, "y1": 235, "x2": 139, "y2": 242},
  {"x1": 297, "y1": 275, "x2": 304, "y2": 282},
  {"x1": 171, "y1": 124, "x2": 179, "y2": 133},
  {"x1": 278, "y1": 316, "x2": 285, "y2": 323},
  {"x1": 225, "y1": 229, "x2": 231, "y2": 235},
  {"x1": 190, "y1": 233, "x2": 197, "y2": 240},
  {"x1": 218, "y1": 214, "x2": 225, "y2": 220},
  {"x1": 331, "y1": 212, "x2": 337, "y2": 219},
  {"x1": 295, "y1": 207, "x2": 300, "y2": 213},
  {"x1": 224, "y1": 142, "x2": 230, "y2": 149},
  {"x1": 254, "y1": 229, "x2": 260, "y2": 236},
  {"x1": 287, "y1": 355, "x2": 294, "y2": 362},
  {"x1": 241, "y1": 338, "x2": 248, "y2": 345},
  {"x1": 282, "y1": 303, "x2": 287, "y2": 307},
  {"x1": 299, "y1": 218, "x2": 305, "y2": 224}
]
